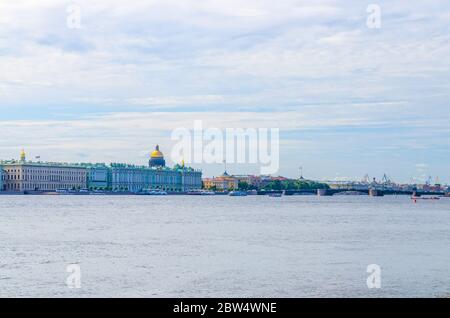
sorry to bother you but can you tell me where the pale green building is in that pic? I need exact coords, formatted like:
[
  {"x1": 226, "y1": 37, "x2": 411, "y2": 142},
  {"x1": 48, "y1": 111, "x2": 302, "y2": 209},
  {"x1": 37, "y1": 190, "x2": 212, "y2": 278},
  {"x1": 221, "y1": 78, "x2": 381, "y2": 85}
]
[{"x1": 0, "y1": 146, "x2": 202, "y2": 193}]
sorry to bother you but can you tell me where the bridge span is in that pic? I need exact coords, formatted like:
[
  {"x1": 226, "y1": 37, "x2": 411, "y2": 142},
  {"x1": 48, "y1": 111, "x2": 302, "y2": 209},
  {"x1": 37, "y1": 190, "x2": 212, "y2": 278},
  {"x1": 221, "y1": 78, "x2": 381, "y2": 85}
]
[{"x1": 280, "y1": 189, "x2": 447, "y2": 197}]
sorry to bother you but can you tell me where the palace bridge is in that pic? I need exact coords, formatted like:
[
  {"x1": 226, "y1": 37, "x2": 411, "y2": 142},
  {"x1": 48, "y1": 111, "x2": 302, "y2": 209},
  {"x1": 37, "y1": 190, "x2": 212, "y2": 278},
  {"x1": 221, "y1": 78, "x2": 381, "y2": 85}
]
[{"x1": 259, "y1": 188, "x2": 447, "y2": 197}]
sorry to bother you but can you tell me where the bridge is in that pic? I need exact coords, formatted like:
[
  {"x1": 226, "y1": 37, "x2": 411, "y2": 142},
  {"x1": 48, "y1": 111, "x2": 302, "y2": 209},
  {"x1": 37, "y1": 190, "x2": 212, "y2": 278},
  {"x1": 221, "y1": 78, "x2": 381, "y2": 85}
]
[{"x1": 261, "y1": 189, "x2": 447, "y2": 197}]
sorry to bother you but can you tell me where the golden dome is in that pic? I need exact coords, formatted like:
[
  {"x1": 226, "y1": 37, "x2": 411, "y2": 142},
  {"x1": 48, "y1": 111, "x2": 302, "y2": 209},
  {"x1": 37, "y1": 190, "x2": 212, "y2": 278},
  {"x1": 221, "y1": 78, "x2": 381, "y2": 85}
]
[{"x1": 150, "y1": 145, "x2": 164, "y2": 158}]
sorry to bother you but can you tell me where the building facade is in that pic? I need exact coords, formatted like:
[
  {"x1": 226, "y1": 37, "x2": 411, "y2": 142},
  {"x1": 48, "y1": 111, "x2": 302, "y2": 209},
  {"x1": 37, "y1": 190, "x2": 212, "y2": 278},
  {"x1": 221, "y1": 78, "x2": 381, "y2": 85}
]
[
  {"x1": 0, "y1": 147, "x2": 202, "y2": 193},
  {"x1": 203, "y1": 172, "x2": 238, "y2": 191},
  {"x1": 233, "y1": 175, "x2": 262, "y2": 189},
  {"x1": 109, "y1": 164, "x2": 178, "y2": 192},
  {"x1": 0, "y1": 168, "x2": 4, "y2": 191},
  {"x1": 106, "y1": 146, "x2": 202, "y2": 192},
  {"x1": 108, "y1": 164, "x2": 201, "y2": 192},
  {"x1": 1, "y1": 152, "x2": 87, "y2": 192},
  {"x1": 85, "y1": 164, "x2": 110, "y2": 189},
  {"x1": 180, "y1": 168, "x2": 202, "y2": 191}
]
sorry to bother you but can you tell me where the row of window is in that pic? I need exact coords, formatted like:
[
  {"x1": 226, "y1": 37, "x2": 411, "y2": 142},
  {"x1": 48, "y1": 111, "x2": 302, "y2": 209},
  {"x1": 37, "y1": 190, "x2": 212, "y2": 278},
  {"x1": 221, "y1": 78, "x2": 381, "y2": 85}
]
[
  {"x1": 5, "y1": 183, "x2": 84, "y2": 191},
  {"x1": 6, "y1": 169, "x2": 83, "y2": 174},
  {"x1": 112, "y1": 175, "x2": 180, "y2": 183},
  {"x1": 111, "y1": 184, "x2": 197, "y2": 192},
  {"x1": 5, "y1": 174, "x2": 85, "y2": 182}
]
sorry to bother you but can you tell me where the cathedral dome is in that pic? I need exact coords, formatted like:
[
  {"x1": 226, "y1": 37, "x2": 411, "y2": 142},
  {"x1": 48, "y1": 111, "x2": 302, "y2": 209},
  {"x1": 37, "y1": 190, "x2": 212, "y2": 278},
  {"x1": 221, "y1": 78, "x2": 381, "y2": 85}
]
[
  {"x1": 149, "y1": 145, "x2": 166, "y2": 167},
  {"x1": 151, "y1": 145, "x2": 164, "y2": 158}
]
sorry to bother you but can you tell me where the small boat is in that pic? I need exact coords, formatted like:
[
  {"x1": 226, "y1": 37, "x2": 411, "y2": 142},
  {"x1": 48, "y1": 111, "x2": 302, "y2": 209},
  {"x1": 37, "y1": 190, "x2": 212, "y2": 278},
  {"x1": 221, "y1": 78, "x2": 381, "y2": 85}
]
[
  {"x1": 152, "y1": 190, "x2": 167, "y2": 195},
  {"x1": 56, "y1": 188, "x2": 75, "y2": 195},
  {"x1": 139, "y1": 190, "x2": 168, "y2": 195},
  {"x1": 187, "y1": 190, "x2": 215, "y2": 195},
  {"x1": 90, "y1": 191, "x2": 106, "y2": 195},
  {"x1": 201, "y1": 191, "x2": 216, "y2": 195},
  {"x1": 268, "y1": 193, "x2": 282, "y2": 197},
  {"x1": 411, "y1": 196, "x2": 440, "y2": 201},
  {"x1": 228, "y1": 191, "x2": 248, "y2": 197}
]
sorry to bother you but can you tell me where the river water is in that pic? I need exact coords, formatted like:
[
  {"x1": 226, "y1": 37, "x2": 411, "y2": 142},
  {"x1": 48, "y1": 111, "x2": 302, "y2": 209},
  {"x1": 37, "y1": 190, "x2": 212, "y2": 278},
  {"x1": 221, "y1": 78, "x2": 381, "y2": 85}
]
[{"x1": 0, "y1": 195, "x2": 449, "y2": 298}]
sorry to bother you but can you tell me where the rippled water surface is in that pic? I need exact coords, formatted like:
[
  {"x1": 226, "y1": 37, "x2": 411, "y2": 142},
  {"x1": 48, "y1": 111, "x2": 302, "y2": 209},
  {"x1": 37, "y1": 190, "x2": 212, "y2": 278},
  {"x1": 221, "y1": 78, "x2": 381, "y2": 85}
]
[{"x1": 0, "y1": 195, "x2": 449, "y2": 297}]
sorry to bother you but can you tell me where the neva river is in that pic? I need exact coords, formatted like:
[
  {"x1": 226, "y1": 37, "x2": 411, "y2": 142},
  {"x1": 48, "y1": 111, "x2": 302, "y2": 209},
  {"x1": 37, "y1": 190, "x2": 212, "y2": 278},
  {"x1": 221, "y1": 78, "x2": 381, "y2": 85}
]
[{"x1": 0, "y1": 195, "x2": 449, "y2": 298}]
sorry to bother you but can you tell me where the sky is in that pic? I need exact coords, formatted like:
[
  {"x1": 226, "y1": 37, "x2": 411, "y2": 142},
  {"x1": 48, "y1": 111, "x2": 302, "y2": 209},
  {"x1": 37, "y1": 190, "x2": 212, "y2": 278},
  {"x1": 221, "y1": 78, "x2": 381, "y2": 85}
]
[{"x1": 1, "y1": 0, "x2": 450, "y2": 182}]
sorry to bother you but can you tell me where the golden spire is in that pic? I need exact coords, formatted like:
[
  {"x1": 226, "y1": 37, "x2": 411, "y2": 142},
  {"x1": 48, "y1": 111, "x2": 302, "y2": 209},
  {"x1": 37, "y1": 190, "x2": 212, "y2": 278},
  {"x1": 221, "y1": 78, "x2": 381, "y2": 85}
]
[
  {"x1": 181, "y1": 158, "x2": 185, "y2": 168},
  {"x1": 20, "y1": 149, "x2": 26, "y2": 162}
]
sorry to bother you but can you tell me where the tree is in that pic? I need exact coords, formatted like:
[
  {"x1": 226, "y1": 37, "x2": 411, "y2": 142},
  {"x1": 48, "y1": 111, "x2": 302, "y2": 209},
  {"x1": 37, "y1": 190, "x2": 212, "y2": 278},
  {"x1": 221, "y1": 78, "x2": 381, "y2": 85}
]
[
  {"x1": 271, "y1": 180, "x2": 283, "y2": 190},
  {"x1": 238, "y1": 181, "x2": 249, "y2": 190},
  {"x1": 263, "y1": 179, "x2": 329, "y2": 190}
]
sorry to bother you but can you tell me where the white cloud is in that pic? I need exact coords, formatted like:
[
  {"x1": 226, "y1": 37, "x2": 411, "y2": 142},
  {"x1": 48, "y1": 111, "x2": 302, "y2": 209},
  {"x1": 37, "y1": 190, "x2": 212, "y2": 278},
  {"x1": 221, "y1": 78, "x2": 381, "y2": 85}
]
[
  {"x1": 1, "y1": 1, "x2": 450, "y2": 181},
  {"x1": 126, "y1": 95, "x2": 226, "y2": 106},
  {"x1": 1, "y1": 1, "x2": 450, "y2": 106}
]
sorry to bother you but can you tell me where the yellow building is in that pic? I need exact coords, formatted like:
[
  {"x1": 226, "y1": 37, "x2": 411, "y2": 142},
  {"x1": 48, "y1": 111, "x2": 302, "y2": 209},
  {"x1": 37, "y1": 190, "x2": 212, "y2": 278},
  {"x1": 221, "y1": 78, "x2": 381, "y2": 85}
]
[{"x1": 203, "y1": 172, "x2": 238, "y2": 191}]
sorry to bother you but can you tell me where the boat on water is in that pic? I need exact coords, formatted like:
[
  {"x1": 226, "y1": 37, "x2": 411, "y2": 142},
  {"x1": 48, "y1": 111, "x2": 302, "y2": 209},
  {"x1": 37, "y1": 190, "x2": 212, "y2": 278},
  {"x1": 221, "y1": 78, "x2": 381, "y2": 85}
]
[
  {"x1": 268, "y1": 193, "x2": 282, "y2": 197},
  {"x1": 138, "y1": 190, "x2": 168, "y2": 195},
  {"x1": 90, "y1": 190, "x2": 106, "y2": 195},
  {"x1": 411, "y1": 196, "x2": 440, "y2": 201},
  {"x1": 55, "y1": 189, "x2": 76, "y2": 195},
  {"x1": 187, "y1": 190, "x2": 216, "y2": 195},
  {"x1": 200, "y1": 191, "x2": 216, "y2": 195},
  {"x1": 228, "y1": 191, "x2": 248, "y2": 197}
]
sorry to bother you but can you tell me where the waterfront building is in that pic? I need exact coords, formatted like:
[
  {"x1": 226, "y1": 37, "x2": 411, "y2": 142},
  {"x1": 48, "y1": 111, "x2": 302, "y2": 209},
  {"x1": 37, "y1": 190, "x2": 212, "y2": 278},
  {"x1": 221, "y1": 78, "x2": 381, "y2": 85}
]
[
  {"x1": 0, "y1": 150, "x2": 87, "y2": 192},
  {"x1": 85, "y1": 164, "x2": 110, "y2": 190},
  {"x1": 109, "y1": 163, "x2": 182, "y2": 192},
  {"x1": 233, "y1": 175, "x2": 262, "y2": 188},
  {"x1": 0, "y1": 146, "x2": 202, "y2": 193},
  {"x1": 202, "y1": 174, "x2": 295, "y2": 191},
  {"x1": 179, "y1": 164, "x2": 203, "y2": 191},
  {"x1": 0, "y1": 168, "x2": 4, "y2": 191},
  {"x1": 108, "y1": 147, "x2": 201, "y2": 192},
  {"x1": 255, "y1": 175, "x2": 290, "y2": 188},
  {"x1": 203, "y1": 171, "x2": 238, "y2": 191}
]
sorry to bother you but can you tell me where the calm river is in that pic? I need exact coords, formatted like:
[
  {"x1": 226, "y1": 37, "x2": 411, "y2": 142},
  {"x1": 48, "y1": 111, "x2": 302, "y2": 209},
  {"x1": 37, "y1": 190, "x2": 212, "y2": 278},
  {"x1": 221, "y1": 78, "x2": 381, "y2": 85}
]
[{"x1": 0, "y1": 195, "x2": 449, "y2": 297}]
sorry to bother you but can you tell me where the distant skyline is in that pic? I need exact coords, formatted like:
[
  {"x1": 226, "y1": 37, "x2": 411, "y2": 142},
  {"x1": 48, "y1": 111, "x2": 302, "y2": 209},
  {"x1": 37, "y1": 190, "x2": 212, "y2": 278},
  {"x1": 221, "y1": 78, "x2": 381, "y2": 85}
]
[{"x1": 1, "y1": 1, "x2": 450, "y2": 183}]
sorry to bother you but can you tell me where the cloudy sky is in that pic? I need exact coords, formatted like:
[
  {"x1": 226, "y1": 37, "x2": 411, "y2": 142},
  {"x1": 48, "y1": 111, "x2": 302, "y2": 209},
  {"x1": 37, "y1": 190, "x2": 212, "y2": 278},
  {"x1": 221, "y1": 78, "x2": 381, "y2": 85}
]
[{"x1": 1, "y1": 0, "x2": 450, "y2": 182}]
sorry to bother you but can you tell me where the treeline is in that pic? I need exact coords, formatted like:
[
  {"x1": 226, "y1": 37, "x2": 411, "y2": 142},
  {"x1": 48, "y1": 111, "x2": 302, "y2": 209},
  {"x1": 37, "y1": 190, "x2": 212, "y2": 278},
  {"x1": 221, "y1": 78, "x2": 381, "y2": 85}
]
[{"x1": 238, "y1": 180, "x2": 329, "y2": 191}]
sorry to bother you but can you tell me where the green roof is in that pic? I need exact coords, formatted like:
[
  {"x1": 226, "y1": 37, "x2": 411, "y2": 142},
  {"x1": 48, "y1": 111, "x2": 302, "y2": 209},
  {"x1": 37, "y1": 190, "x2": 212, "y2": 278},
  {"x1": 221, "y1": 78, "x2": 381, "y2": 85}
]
[
  {"x1": 0, "y1": 160, "x2": 201, "y2": 173},
  {"x1": 0, "y1": 160, "x2": 87, "y2": 169}
]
